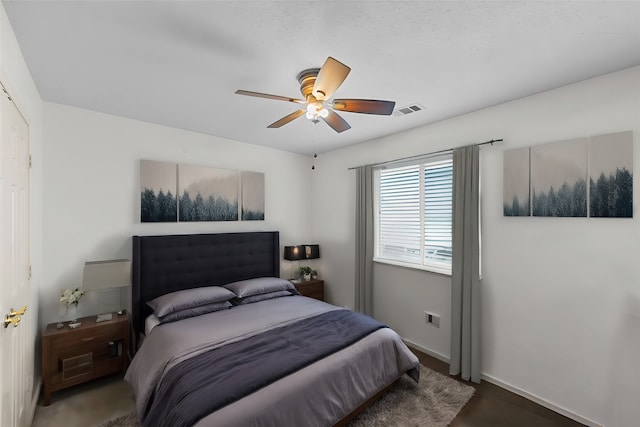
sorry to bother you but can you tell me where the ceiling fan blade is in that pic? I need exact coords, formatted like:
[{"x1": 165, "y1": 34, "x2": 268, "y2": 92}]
[
  {"x1": 332, "y1": 99, "x2": 396, "y2": 115},
  {"x1": 267, "y1": 110, "x2": 305, "y2": 128},
  {"x1": 312, "y1": 57, "x2": 351, "y2": 100},
  {"x1": 235, "y1": 90, "x2": 304, "y2": 104},
  {"x1": 322, "y1": 110, "x2": 351, "y2": 133}
]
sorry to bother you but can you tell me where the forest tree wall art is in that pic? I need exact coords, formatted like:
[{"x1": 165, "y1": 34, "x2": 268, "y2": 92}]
[
  {"x1": 240, "y1": 171, "x2": 265, "y2": 221},
  {"x1": 139, "y1": 160, "x2": 265, "y2": 222},
  {"x1": 140, "y1": 160, "x2": 177, "y2": 222},
  {"x1": 531, "y1": 138, "x2": 588, "y2": 217},
  {"x1": 503, "y1": 147, "x2": 531, "y2": 217},
  {"x1": 503, "y1": 131, "x2": 633, "y2": 218},
  {"x1": 178, "y1": 164, "x2": 238, "y2": 222},
  {"x1": 589, "y1": 132, "x2": 633, "y2": 218}
]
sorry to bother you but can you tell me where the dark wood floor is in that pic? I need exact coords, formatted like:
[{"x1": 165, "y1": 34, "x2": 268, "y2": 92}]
[{"x1": 410, "y1": 347, "x2": 586, "y2": 427}]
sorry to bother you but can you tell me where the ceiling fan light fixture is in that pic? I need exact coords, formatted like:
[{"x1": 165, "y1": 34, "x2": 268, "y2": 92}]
[{"x1": 305, "y1": 102, "x2": 329, "y2": 121}]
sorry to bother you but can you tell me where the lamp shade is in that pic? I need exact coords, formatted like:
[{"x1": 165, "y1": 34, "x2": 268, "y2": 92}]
[
  {"x1": 302, "y1": 244, "x2": 320, "y2": 259},
  {"x1": 82, "y1": 259, "x2": 131, "y2": 291},
  {"x1": 284, "y1": 246, "x2": 304, "y2": 261}
]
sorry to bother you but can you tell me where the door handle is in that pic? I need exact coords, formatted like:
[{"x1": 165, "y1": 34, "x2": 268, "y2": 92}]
[
  {"x1": 8, "y1": 306, "x2": 27, "y2": 317},
  {"x1": 4, "y1": 315, "x2": 21, "y2": 328},
  {"x1": 4, "y1": 306, "x2": 27, "y2": 328}
]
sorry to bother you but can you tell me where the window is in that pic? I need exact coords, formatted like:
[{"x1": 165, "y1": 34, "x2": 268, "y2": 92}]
[{"x1": 373, "y1": 155, "x2": 453, "y2": 275}]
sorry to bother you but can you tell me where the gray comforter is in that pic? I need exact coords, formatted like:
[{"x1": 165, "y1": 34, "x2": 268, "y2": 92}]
[{"x1": 126, "y1": 296, "x2": 420, "y2": 427}]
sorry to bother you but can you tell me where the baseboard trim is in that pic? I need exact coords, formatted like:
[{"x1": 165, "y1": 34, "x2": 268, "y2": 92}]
[
  {"x1": 401, "y1": 339, "x2": 602, "y2": 427},
  {"x1": 402, "y1": 338, "x2": 450, "y2": 364},
  {"x1": 480, "y1": 373, "x2": 603, "y2": 427}
]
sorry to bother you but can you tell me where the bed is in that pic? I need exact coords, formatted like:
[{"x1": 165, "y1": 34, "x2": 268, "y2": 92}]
[{"x1": 125, "y1": 231, "x2": 419, "y2": 427}]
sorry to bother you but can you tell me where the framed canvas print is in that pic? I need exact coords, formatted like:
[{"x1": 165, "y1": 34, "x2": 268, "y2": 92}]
[
  {"x1": 531, "y1": 138, "x2": 587, "y2": 217},
  {"x1": 178, "y1": 164, "x2": 238, "y2": 221},
  {"x1": 140, "y1": 160, "x2": 178, "y2": 222},
  {"x1": 241, "y1": 171, "x2": 265, "y2": 220},
  {"x1": 503, "y1": 147, "x2": 531, "y2": 216},
  {"x1": 589, "y1": 131, "x2": 633, "y2": 218}
]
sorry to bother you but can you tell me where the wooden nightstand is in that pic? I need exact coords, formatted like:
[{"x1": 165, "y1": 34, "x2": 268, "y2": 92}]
[
  {"x1": 41, "y1": 312, "x2": 129, "y2": 406},
  {"x1": 294, "y1": 279, "x2": 324, "y2": 301}
]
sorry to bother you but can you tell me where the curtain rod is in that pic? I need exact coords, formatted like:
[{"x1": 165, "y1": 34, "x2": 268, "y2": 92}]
[{"x1": 347, "y1": 138, "x2": 502, "y2": 170}]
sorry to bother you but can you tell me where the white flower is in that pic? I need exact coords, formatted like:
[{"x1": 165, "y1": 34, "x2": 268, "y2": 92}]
[{"x1": 59, "y1": 288, "x2": 86, "y2": 306}]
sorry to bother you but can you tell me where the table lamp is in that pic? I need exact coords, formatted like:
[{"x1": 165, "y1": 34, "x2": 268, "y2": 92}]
[{"x1": 82, "y1": 259, "x2": 131, "y2": 322}]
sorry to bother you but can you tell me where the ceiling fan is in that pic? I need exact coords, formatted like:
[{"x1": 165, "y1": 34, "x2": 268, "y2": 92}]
[{"x1": 235, "y1": 57, "x2": 395, "y2": 133}]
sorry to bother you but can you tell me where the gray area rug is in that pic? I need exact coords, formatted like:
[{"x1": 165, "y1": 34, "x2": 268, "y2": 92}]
[{"x1": 98, "y1": 365, "x2": 474, "y2": 427}]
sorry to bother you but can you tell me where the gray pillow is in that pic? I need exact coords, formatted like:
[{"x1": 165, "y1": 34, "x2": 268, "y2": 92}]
[
  {"x1": 231, "y1": 290, "x2": 295, "y2": 306},
  {"x1": 147, "y1": 286, "x2": 236, "y2": 317},
  {"x1": 223, "y1": 277, "x2": 297, "y2": 298},
  {"x1": 159, "y1": 301, "x2": 232, "y2": 323}
]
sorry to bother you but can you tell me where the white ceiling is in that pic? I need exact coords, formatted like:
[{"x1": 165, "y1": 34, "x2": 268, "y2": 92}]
[{"x1": 3, "y1": 1, "x2": 640, "y2": 155}]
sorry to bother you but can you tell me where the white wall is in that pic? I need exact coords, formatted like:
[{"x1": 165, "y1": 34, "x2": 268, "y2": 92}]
[
  {"x1": 313, "y1": 66, "x2": 640, "y2": 427},
  {"x1": 41, "y1": 103, "x2": 315, "y2": 327}
]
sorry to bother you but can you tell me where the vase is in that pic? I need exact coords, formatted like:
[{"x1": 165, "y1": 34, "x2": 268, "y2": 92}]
[{"x1": 66, "y1": 304, "x2": 80, "y2": 322}]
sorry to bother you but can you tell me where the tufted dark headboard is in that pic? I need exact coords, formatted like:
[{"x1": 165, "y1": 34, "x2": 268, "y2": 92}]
[{"x1": 131, "y1": 231, "x2": 280, "y2": 342}]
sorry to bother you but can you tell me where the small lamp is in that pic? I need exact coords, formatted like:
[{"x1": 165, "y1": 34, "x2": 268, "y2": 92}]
[
  {"x1": 284, "y1": 245, "x2": 304, "y2": 261},
  {"x1": 284, "y1": 244, "x2": 320, "y2": 281},
  {"x1": 284, "y1": 246, "x2": 303, "y2": 281},
  {"x1": 302, "y1": 244, "x2": 320, "y2": 260},
  {"x1": 82, "y1": 259, "x2": 131, "y2": 322}
]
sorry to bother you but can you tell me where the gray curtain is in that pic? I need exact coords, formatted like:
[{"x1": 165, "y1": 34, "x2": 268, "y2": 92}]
[
  {"x1": 450, "y1": 145, "x2": 481, "y2": 383},
  {"x1": 355, "y1": 165, "x2": 374, "y2": 316}
]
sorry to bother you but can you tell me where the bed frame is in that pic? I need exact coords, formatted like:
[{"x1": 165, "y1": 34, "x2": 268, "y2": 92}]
[
  {"x1": 131, "y1": 231, "x2": 280, "y2": 342},
  {"x1": 130, "y1": 231, "x2": 408, "y2": 426}
]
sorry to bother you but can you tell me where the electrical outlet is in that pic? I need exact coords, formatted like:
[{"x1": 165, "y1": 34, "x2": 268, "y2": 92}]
[
  {"x1": 432, "y1": 314, "x2": 440, "y2": 327},
  {"x1": 424, "y1": 311, "x2": 440, "y2": 328}
]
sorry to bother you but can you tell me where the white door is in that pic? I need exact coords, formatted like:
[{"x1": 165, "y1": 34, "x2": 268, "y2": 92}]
[{"x1": 0, "y1": 85, "x2": 32, "y2": 427}]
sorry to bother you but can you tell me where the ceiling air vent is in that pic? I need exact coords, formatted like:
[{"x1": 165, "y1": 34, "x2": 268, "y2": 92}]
[{"x1": 394, "y1": 103, "x2": 425, "y2": 117}]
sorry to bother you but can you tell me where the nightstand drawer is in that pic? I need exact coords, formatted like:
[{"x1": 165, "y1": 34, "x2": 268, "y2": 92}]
[
  {"x1": 294, "y1": 279, "x2": 325, "y2": 301},
  {"x1": 51, "y1": 323, "x2": 123, "y2": 349},
  {"x1": 50, "y1": 323, "x2": 125, "y2": 381},
  {"x1": 61, "y1": 353, "x2": 93, "y2": 381},
  {"x1": 297, "y1": 281, "x2": 323, "y2": 294}
]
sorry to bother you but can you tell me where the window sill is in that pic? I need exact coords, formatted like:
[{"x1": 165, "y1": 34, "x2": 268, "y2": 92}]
[{"x1": 373, "y1": 257, "x2": 452, "y2": 277}]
